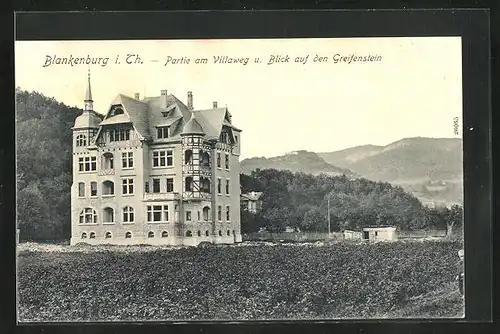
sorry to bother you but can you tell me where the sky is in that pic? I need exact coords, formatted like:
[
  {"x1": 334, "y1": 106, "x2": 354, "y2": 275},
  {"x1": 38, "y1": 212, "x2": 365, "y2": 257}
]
[{"x1": 15, "y1": 37, "x2": 462, "y2": 159}]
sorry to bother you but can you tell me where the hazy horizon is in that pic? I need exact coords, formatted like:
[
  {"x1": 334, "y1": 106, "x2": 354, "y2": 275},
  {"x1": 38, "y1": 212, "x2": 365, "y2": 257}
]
[{"x1": 15, "y1": 38, "x2": 463, "y2": 159}]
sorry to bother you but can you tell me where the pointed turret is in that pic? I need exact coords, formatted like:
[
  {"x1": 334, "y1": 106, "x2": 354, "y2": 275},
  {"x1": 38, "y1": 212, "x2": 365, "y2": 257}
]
[
  {"x1": 73, "y1": 69, "x2": 100, "y2": 130},
  {"x1": 84, "y1": 68, "x2": 93, "y2": 111}
]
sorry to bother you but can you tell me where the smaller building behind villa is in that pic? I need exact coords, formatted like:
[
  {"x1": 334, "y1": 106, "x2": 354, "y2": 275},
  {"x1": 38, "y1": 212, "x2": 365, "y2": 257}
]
[
  {"x1": 362, "y1": 226, "x2": 397, "y2": 242},
  {"x1": 241, "y1": 191, "x2": 263, "y2": 213}
]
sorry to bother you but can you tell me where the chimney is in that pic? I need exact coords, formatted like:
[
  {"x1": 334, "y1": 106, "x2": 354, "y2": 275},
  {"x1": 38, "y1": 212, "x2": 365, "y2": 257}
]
[
  {"x1": 213, "y1": 101, "x2": 218, "y2": 108},
  {"x1": 134, "y1": 93, "x2": 140, "y2": 100},
  {"x1": 160, "y1": 90, "x2": 168, "y2": 109},
  {"x1": 187, "y1": 91, "x2": 193, "y2": 110}
]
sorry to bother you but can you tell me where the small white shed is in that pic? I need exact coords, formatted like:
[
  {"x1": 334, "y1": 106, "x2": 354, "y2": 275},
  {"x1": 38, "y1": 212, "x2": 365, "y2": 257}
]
[{"x1": 362, "y1": 226, "x2": 397, "y2": 241}]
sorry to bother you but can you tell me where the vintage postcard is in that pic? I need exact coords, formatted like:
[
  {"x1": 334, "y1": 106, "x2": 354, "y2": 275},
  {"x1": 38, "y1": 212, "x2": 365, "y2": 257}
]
[{"x1": 15, "y1": 37, "x2": 464, "y2": 322}]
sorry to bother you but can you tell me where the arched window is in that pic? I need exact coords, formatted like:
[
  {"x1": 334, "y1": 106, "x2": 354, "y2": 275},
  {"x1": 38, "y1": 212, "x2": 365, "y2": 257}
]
[
  {"x1": 201, "y1": 178, "x2": 211, "y2": 193},
  {"x1": 218, "y1": 230, "x2": 222, "y2": 237},
  {"x1": 205, "y1": 230, "x2": 210, "y2": 236},
  {"x1": 201, "y1": 151, "x2": 210, "y2": 167},
  {"x1": 102, "y1": 152, "x2": 114, "y2": 169},
  {"x1": 185, "y1": 177, "x2": 193, "y2": 191},
  {"x1": 184, "y1": 149, "x2": 193, "y2": 164},
  {"x1": 161, "y1": 231, "x2": 168, "y2": 238},
  {"x1": 76, "y1": 134, "x2": 87, "y2": 147},
  {"x1": 203, "y1": 206, "x2": 210, "y2": 221},
  {"x1": 226, "y1": 206, "x2": 230, "y2": 221},
  {"x1": 197, "y1": 230, "x2": 201, "y2": 237},
  {"x1": 227, "y1": 230, "x2": 231, "y2": 236},
  {"x1": 105, "y1": 232, "x2": 112, "y2": 239},
  {"x1": 122, "y1": 206, "x2": 134, "y2": 223},
  {"x1": 148, "y1": 231, "x2": 155, "y2": 238},
  {"x1": 186, "y1": 230, "x2": 192, "y2": 237},
  {"x1": 125, "y1": 232, "x2": 132, "y2": 239},
  {"x1": 81, "y1": 232, "x2": 87, "y2": 239},
  {"x1": 79, "y1": 208, "x2": 97, "y2": 224},
  {"x1": 217, "y1": 206, "x2": 222, "y2": 221},
  {"x1": 102, "y1": 181, "x2": 114, "y2": 195},
  {"x1": 103, "y1": 207, "x2": 114, "y2": 223},
  {"x1": 90, "y1": 232, "x2": 96, "y2": 239}
]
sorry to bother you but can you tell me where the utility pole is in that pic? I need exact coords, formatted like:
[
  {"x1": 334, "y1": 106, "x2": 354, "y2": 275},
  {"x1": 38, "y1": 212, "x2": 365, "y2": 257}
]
[{"x1": 327, "y1": 197, "x2": 331, "y2": 235}]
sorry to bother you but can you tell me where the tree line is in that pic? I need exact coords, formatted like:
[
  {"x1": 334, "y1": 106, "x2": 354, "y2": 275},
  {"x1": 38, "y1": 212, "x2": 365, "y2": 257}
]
[{"x1": 240, "y1": 169, "x2": 463, "y2": 235}]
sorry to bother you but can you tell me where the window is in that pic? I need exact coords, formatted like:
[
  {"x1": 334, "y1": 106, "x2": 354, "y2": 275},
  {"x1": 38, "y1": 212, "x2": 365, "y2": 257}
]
[
  {"x1": 125, "y1": 232, "x2": 132, "y2": 239},
  {"x1": 122, "y1": 152, "x2": 133, "y2": 168},
  {"x1": 157, "y1": 126, "x2": 170, "y2": 139},
  {"x1": 234, "y1": 135, "x2": 238, "y2": 143},
  {"x1": 197, "y1": 211, "x2": 201, "y2": 221},
  {"x1": 375, "y1": 231, "x2": 378, "y2": 236},
  {"x1": 197, "y1": 231, "x2": 201, "y2": 237},
  {"x1": 166, "y1": 178, "x2": 174, "y2": 192},
  {"x1": 227, "y1": 230, "x2": 231, "y2": 236},
  {"x1": 232, "y1": 230, "x2": 235, "y2": 236},
  {"x1": 186, "y1": 211, "x2": 192, "y2": 221},
  {"x1": 185, "y1": 177, "x2": 193, "y2": 191},
  {"x1": 201, "y1": 152, "x2": 210, "y2": 167},
  {"x1": 81, "y1": 232, "x2": 87, "y2": 239},
  {"x1": 217, "y1": 153, "x2": 221, "y2": 168},
  {"x1": 153, "y1": 150, "x2": 173, "y2": 167},
  {"x1": 90, "y1": 232, "x2": 95, "y2": 239},
  {"x1": 184, "y1": 149, "x2": 193, "y2": 164},
  {"x1": 123, "y1": 206, "x2": 134, "y2": 223},
  {"x1": 91, "y1": 182, "x2": 97, "y2": 197},
  {"x1": 161, "y1": 231, "x2": 168, "y2": 238},
  {"x1": 152, "y1": 179, "x2": 161, "y2": 193},
  {"x1": 76, "y1": 134, "x2": 87, "y2": 147},
  {"x1": 186, "y1": 230, "x2": 193, "y2": 237},
  {"x1": 105, "y1": 232, "x2": 112, "y2": 239},
  {"x1": 218, "y1": 230, "x2": 222, "y2": 237},
  {"x1": 225, "y1": 180, "x2": 230, "y2": 195},
  {"x1": 225, "y1": 154, "x2": 230, "y2": 169},
  {"x1": 109, "y1": 128, "x2": 130, "y2": 142},
  {"x1": 102, "y1": 152, "x2": 114, "y2": 169},
  {"x1": 122, "y1": 178, "x2": 134, "y2": 195},
  {"x1": 145, "y1": 181, "x2": 150, "y2": 193},
  {"x1": 201, "y1": 178, "x2": 210, "y2": 193},
  {"x1": 203, "y1": 206, "x2": 210, "y2": 221},
  {"x1": 226, "y1": 206, "x2": 230, "y2": 221},
  {"x1": 78, "y1": 156, "x2": 97, "y2": 172},
  {"x1": 147, "y1": 205, "x2": 168, "y2": 222},
  {"x1": 217, "y1": 178, "x2": 222, "y2": 194},
  {"x1": 205, "y1": 230, "x2": 209, "y2": 236},
  {"x1": 103, "y1": 207, "x2": 114, "y2": 223},
  {"x1": 111, "y1": 107, "x2": 124, "y2": 116},
  {"x1": 148, "y1": 231, "x2": 155, "y2": 238},
  {"x1": 78, "y1": 182, "x2": 85, "y2": 197},
  {"x1": 102, "y1": 181, "x2": 114, "y2": 196},
  {"x1": 79, "y1": 208, "x2": 97, "y2": 224},
  {"x1": 217, "y1": 206, "x2": 222, "y2": 221}
]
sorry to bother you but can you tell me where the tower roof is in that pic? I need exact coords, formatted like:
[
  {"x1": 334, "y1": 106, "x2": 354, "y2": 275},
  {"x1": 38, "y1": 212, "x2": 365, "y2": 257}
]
[{"x1": 181, "y1": 113, "x2": 205, "y2": 136}]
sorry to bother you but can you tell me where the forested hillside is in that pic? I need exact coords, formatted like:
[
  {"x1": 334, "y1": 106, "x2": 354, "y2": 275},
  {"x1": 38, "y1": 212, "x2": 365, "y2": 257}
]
[
  {"x1": 240, "y1": 169, "x2": 462, "y2": 234},
  {"x1": 16, "y1": 89, "x2": 99, "y2": 241}
]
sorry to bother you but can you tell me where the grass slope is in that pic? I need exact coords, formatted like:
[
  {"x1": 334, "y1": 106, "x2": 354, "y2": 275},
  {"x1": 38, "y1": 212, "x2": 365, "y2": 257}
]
[{"x1": 17, "y1": 241, "x2": 464, "y2": 321}]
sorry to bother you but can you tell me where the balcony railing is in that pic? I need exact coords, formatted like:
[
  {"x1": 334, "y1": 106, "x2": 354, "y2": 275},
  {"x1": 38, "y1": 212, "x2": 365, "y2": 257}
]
[
  {"x1": 182, "y1": 164, "x2": 211, "y2": 175},
  {"x1": 99, "y1": 168, "x2": 115, "y2": 176},
  {"x1": 183, "y1": 191, "x2": 211, "y2": 201},
  {"x1": 143, "y1": 192, "x2": 180, "y2": 201}
]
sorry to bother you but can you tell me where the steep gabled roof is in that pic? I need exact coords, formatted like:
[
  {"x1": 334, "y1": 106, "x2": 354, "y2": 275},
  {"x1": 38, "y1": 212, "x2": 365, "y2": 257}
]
[{"x1": 241, "y1": 191, "x2": 263, "y2": 201}]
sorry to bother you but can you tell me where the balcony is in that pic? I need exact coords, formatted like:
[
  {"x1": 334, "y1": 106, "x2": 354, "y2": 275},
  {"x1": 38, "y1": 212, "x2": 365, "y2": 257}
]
[
  {"x1": 182, "y1": 164, "x2": 211, "y2": 175},
  {"x1": 99, "y1": 168, "x2": 115, "y2": 176},
  {"x1": 143, "y1": 192, "x2": 180, "y2": 201},
  {"x1": 183, "y1": 191, "x2": 211, "y2": 201}
]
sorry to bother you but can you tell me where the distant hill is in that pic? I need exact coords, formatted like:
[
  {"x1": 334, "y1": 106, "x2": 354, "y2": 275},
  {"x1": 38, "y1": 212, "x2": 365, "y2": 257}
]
[
  {"x1": 241, "y1": 150, "x2": 356, "y2": 177},
  {"x1": 318, "y1": 137, "x2": 463, "y2": 207}
]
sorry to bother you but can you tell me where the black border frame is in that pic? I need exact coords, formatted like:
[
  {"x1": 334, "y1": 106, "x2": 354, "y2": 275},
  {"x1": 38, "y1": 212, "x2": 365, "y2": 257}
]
[{"x1": 3, "y1": 8, "x2": 494, "y2": 334}]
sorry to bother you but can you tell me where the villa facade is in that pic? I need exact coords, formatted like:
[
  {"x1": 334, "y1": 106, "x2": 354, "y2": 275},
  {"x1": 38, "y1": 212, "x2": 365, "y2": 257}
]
[{"x1": 70, "y1": 74, "x2": 242, "y2": 246}]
